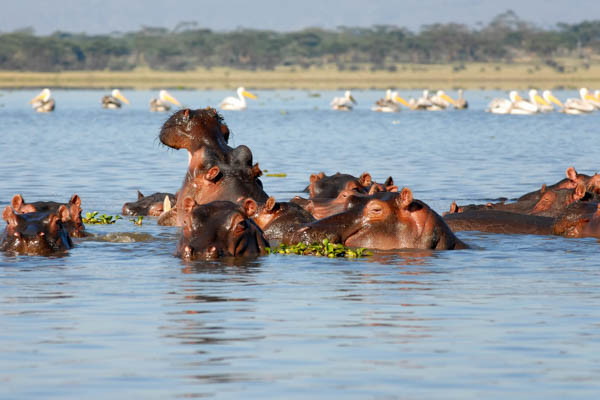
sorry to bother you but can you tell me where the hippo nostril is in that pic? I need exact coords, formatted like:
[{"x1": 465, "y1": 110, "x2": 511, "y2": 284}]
[
  {"x1": 13, "y1": 232, "x2": 21, "y2": 238},
  {"x1": 182, "y1": 245, "x2": 194, "y2": 260}
]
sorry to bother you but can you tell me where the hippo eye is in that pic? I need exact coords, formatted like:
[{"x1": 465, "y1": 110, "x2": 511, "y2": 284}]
[{"x1": 234, "y1": 220, "x2": 247, "y2": 234}]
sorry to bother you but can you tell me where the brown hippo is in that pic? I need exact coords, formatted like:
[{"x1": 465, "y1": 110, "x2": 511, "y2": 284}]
[
  {"x1": 517, "y1": 166, "x2": 600, "y2": 202},
  {"x1": 159, "y1": 107, "x2": 231, "y2": 156},
  {"x1": 552, "y1": 202, "x2": 600, "y2": 239},
  {"x1": 292, "y1": 187, "x2": 397, "y2": 220},
  {"x1": 176, "y1": 198, "x2": 269, "y2": 260},
  {"x1": 2, "y1": 206, "x2": 73, "y2": 256},
  {"x1": 122, "y1": 191, "x2": 177, "y2": 216},
  {"x1": 444, "y1": 210, "x2": 555, "y2": 235},
  {"x1": 248, "y1": 196, "x2": 315, "y2": 242},
  {"x1": 10, "y1": 194, "x2": 86, "y2": 238},
  {"x1": 305, "y1": 172, "x2": 396, "y2": 199},
  {"x1": 446, "y1": 183, "x2": 595, "y2": 219},
  {"x1": 284, "y1": 188, "x2": 466, "y2": 251}
]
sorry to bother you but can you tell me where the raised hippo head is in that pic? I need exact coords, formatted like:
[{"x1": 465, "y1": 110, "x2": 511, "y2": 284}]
[
  {"x1": 159, "y1": 107, "x2": 231, "y2": 156},
  {"x1": 2, "y1": 206, "x2": 73, "y2": 255},
  {"x1": 286, "y1": 188, "x2": 466, "y2": 250},
  {"x1": 307, "y1": 172, "x2": 373, "y2": 199},
  {"x1": 11, "y1": 194, "x2": 86, "y2": 238},
  {"x1": 176, "y1": 198, "x2": 269, "y2": 260},
  {"x1": 122, "y1": 191, "x2": 177, "y2": 216}
]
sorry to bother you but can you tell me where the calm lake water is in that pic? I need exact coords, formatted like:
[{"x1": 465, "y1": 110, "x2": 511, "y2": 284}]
[{"x1": 1, "y1": 89, "x2": 599, "y2": 399}]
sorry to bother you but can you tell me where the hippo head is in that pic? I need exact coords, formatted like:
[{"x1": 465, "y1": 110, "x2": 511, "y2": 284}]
[
  {"x1": 11, "y1": 193, "x2": 86, "y2": 238},
  {"x1": 159, "y1": 107, "x2": 231, "y2": 155},
  {"x1": 1, "y1": 206, "x2": 73, "y2": 255},
  {"x1": 250, "y1": 197, "x2": 315, "y2": 241},
  {"x1": 289, "y1": 188, "x2": 465, "y2": 251},
  {"x1": 177, "y1": 199, "x2": 269, "y2": 260},
  {"x1": 308, "y1": 172, "x2": 373, "y2": 199},
  {"x1": 122, "y1": 191, "x2": 177, "y2": 217}
]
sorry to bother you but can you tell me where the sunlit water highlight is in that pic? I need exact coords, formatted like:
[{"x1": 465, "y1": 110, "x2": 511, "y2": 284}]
[{"x1": 1, "y1": 89, "x2": 600, "y2": 399}]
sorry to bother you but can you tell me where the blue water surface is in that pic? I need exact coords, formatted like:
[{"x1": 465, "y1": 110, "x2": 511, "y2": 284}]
[{"x1": 1, "y1": 89, "x2": 599, "y2": 399}]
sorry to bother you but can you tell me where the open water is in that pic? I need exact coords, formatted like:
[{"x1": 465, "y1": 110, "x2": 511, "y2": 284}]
[{"x1": 1, "y1": 89, "x2": 599, "y2": 399}]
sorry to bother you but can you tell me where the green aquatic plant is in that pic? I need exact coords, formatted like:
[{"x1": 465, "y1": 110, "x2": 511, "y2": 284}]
[
  {"x1": 265, "y1": 173, "x2": 287, "y2": 178},
  {"x1": 82, "y1": 211, "x2": 122, "y2": 225},
  {"x1": 266, "y1": 239, "x2": 372, "y2": 258},
  {"x1": 131, "y1": 216, "x2": 143, "y2": 226}
]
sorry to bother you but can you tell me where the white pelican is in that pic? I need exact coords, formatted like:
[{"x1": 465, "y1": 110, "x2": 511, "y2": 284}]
[
  {"x1": 453, "y1": 89, "x2": 468, "y2": 109},
  {"x1": 486, "y1": 98, "x2": 513, "y2": 114},
  {"x1": 331, "y1": 90, "x2": 357, "y2": 111},
  {"x1": 430, "y1": 90, "x2": 456, "y2": 109},
  {"x1": 372, "y1": 89, "x2": 398, "y2": 112},
  {"x1": 595, "y1": 90, "x2": 600, "y2": 102},
  {"x1": 29, "y1": 88, "x2": 55, "y2": 112},
  {"x1": 408, "y1": 90, "x2": 435, "y2": 110},
  {"x1": 102, "y1": 89, "x2": 130, "y2": 109},
  {"x1": 219, "y1": 87, "x2": 257, "y2": 111},
  {"x1": 508, "y1": 91, "x2": 539, "y2": 114},
  {"x1": 580, "y1": 88, "x2": 600, "y2": 109},
  {"x1": 529, "y1": 89, "x2": 553, "y2": 112},
  {"x1": 150, "y1": 90, "x2": 181, "y2": 112},
  {"x1": 548, "y1": 89, "x2": 595, "y2": 115},
  {"x1": 486, "y1": 91, "x2": 537, "y2": 115}
]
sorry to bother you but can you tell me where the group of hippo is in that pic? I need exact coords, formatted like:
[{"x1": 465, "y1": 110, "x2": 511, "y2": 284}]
[{"x1": 3, "y1": 108, "x2": 600, "y2": 258}]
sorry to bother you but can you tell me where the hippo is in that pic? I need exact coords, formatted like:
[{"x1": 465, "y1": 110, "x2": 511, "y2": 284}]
[
  {"x1": 446, "y1": 183, "x2": 595, "y2": 218},
  {"x1": 122, "y1": 191, "x2": 177, "y2": 216},
  {"x1": 248, "y1": 196, "x2": 315, "y2": 242},
  {"x1": 444, "y1": 210, "x2": 555, "y2": 235},
  {"x1": 159, "y1": 108, "x2": 269, "y2": 226},
  {"x1": 552, "y1": 202, "x2": 600, "y2": 239},
  {"x1": 176, "y1": 198, "x2": 269, "y2": 260},
  {"x1": 284, "y1": 188, "x2": 466, "y2": 250},
  {"x1": 305, "y1": 172, "x2": 396, "y2": 199},
  {"x1": 10, "y1": 194, "x2": 86, "y2": 238},
  {"x1": 517, "y1": 166, "x2": 600, "y2": 202},
  {"x1": 2, "y1": 206, "x2": 73, "y2": 256},
  {"x1": 159, "y1": 107, "x2": 231, "y2": 156},
  {"x1": 292, "y1": 187, "x2": 397, "y2": 220}
]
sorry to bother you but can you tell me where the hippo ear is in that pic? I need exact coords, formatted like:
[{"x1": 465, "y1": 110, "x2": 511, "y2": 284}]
[
  {"x1": 205, "y1": 166, "x2": 221, "y2": 182},
  {"x1": 11, "y1": 194, "x2": 24, "y2": 211},
  {"x1": 2, "y1": 206, "x2": 18, "y2": 226},
  {"x1": 566, "y1": 166, "x2": 578, "y2": 182},
  {"x1": 57, "y1": 205, "x2": 70, "y2": 222},
  {"x1": 48, "y1": 214, "x2": 59, "y2": 234},
  {"x1": 387, "y1": 185, "x2": 399, "y2": 193},
  {"x1": 69, "y1": 194, "x2": 82, "y2": 208},
  {"x1": 449, "y1": 201, "x2": 458, "y2": 214},
  {"x1": 384, "y1": 176, "x2": 394, "y2": 187},
  {"x1": 252, "y1": 163, "x2": 263, "y2": 178},
  {"x1": 310, "y1": 173, "x2": 324, "y2": 184},
  {"x1": 359, "y1": 172, "x2": 372, "y2": 187},
  {"x1": 368, "y1": 185, "x2": 379, "y2": 195},
  {"x1": 540, "y1": 184, "x2": 547, "y2": 194},
  {"x1": 183, "y1": 197, "x2": 196, "y2": 214},
  {"x1": 265, "y1": 196, "x2": 276, "y2": 212},
  {"x1": 182, "y1": 108, "x2": 190, "y2": 121},
  {"x1": 574, "y1": 183, "x2": 586, "y2": 200},
  {"x1": 137, "y1": 190, "x2": 144, "y2": 200},
  {"x1": 398, "y1": 187, "x2": 413, "y2": 208},
  {"x1": 220, "y1": 123, "x2": 230, "y2": 143},
  {"x1": 242, "y1": 198, "x2": 258, "y2": 217}
]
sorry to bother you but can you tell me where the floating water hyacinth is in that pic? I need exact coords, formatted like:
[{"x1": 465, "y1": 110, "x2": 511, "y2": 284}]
[
  {"x1": 266, "y1": 239, "x2": 372, "y2": 258},
  {"x1": 131, "y1": 216, "x2": 143, "y2": 226},
  {"x1": 82, "y1": 211, "x2": 122, "y2": 225}
]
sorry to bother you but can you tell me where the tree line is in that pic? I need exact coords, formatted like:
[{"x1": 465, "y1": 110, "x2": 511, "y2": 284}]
[{"x1": 1, "y1": 11, "x2": 599, "y2": 72}]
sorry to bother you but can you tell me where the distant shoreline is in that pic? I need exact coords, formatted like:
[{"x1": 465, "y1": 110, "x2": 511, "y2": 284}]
[{"x1": 1, "y1": 62, "x2": 599, "y2": 90}]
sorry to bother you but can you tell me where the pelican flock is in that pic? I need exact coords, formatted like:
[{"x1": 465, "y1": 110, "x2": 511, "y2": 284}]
[
  {"x1": 102, "y1": 89, "x2": 130, "y2": 109},
  {"x1": 487, "y1": 88, "x2": 600, "y2": 115},
  {"x1": 150, "y1": 90, "x2": 182, "y2": 112},
  {"x1": 30, "y1": 88, "x2": 55, "y2": 112},
  {"x1": 220, "y1": 87, "x2": 257, "y2": 111}
]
